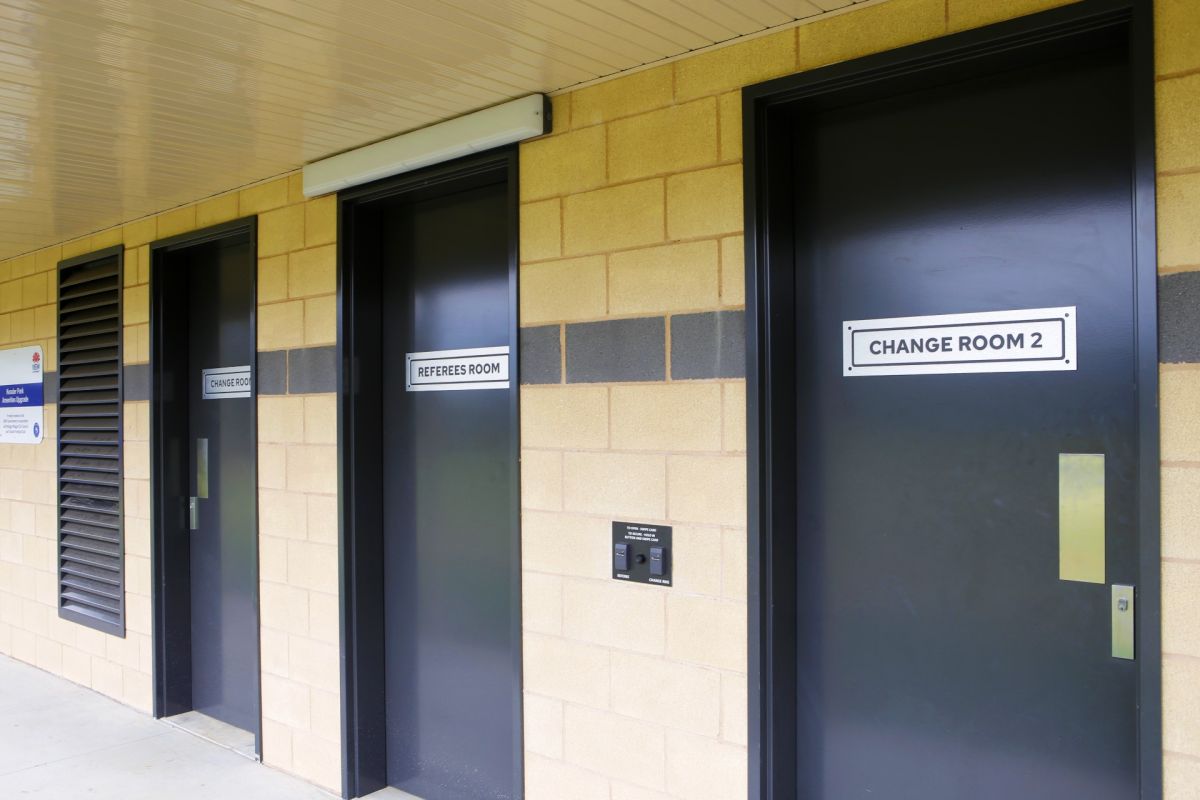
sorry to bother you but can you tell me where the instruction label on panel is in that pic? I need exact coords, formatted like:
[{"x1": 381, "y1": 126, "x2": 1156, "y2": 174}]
[
  {"x1": 0, "y1": 346, "x2": 43, "y2": 444},
  {"x1": 406, "y1": 346, "x2": 510, "y2": 392},
  {"x1": 202, "y1": 366, "x2": 253, "y2": 399},
  {"x1": 843, "y1": 306, "x2": 1076, "y2": 377}
]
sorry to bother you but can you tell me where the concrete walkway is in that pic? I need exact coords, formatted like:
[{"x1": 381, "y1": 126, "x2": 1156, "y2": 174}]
[{"x1": 0, "y1": 654, "x2": 336, "y2": 799}]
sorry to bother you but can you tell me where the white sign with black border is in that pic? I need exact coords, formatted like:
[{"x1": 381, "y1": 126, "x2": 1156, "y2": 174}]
[
  {"x1": 406, "y1": 346, "x2": 510, "y2": 392},
  {"x1": 844, "y1": 306, "x2": 1077, "y2": 377},
  {"x1": 202, "y1": 366, "x2": 253, "y2": 399}
]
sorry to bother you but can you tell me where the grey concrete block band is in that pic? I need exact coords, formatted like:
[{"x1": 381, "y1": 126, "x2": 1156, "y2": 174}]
[
  {"x1": 566, "y1": 317, "x2": 665, "y2": 383},
  {"x1": 257, "y1": 350, "x2": 288, "y2": 395},
  {"x1": 1160, "y1": 272, "x2": 1200, "y2": 363},
  {"x1": 287, "y1": 345, "x2": 337, "y2": 394},
  {"x1": 47, "y1": 348, "x2": 339, "y2": 402},
  {"x1": 124, "y1": 364, "x2": 150, "y2": 402},
  {"x1": 520, "y1": 325, "x2": 562, "y2": 384},
  {"x1": 671, "y1": 310, "x2": 746, "y2": 379},
  {"x1": 253, "y1": 346, "x2": 337, "y2": 395},
  {"x1": 42, "y1": 367, "x2": 145, "y2": 403}
]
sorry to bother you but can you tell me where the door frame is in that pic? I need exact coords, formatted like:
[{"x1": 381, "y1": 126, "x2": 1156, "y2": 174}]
[
  {"x1": 742, "y1": 1, "x2": 1160, "y2": 797},
  {"x1": 336, "y1": 148, "x2": 522, "y2": 799},
  {"x1": 149, "y1": 217, "x2": 262, "y2": 757}
]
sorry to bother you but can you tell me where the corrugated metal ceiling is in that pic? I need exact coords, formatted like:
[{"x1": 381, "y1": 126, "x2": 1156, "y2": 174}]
[{"x1": 0, "y1": 0, "x2": 862, "y2": 259}]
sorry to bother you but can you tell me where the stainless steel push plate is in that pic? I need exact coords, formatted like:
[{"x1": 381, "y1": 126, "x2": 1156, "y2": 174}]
[{"x1": 1111, "y1": 584, "x2": 1135, "y2": 660}]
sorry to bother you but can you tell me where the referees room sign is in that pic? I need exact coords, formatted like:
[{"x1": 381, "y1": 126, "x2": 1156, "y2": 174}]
[
  {"x1": 844, "y1": 306, "x2": 1077, "y2": 377},
  {"x1": 406, "y1": 346, "x2": 510, "y2": 392}
]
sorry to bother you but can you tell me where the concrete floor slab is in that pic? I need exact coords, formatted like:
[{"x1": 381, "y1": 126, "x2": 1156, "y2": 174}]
[{"x1": 0, "y1": 655, "x2": 335, "y2": 800}]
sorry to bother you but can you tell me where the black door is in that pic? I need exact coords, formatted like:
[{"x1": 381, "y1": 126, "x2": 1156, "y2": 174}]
[
  {"x1": 376, "y1": 177, "x2": 519, "y2": 798},
  {"x1": 790, "y1": 43, "x2": 1138, "y2": 798},
  {"x1": 185, "y1": 236, "x2": 259, "y2": 734}
]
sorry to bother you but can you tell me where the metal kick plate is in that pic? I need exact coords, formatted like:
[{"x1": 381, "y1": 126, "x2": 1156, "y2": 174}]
[
  {"x1": 1059, "y1": 453, "x2": 1105, "y2": 584},
  {"x1": 1111, "y1": 584, "x2": 1135, "y2": 660}
]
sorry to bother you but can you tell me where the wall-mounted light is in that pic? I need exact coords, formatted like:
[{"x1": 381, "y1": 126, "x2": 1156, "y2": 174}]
[{"x1": 302, "y1": 94, "x2": 550, "y2": 197}]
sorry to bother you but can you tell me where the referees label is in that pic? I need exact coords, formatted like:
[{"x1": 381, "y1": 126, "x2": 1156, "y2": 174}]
[
  {"x1": 844, "y1": 306, "x2": 1076, "y2": 377},
  {"x1": 202, "y1": 366, "x2": 253, "y2": 399},
  {"x1": 406, "y1": 346, "x2": 510, "y2": 392}
]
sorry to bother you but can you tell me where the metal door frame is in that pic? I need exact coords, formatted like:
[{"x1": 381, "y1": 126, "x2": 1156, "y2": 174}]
[
  {"x1": 336, "y1": 149, "x2": 522, "y2": 799},
  {"x1": 742, "y1": 1, "x2": 1160, "y2": 797},
  {"x1": 149, "y1": 217, "x2": 262, "y2": 757}
]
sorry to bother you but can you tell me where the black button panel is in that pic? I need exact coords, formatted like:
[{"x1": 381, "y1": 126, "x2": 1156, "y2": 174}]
[{"x1": 611, "y1": 521, "x2": 672, "y2": 587}]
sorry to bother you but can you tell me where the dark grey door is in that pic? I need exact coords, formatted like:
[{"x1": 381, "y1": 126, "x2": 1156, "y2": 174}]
[
  {"x1": 380, "y1": 180, "x2": 520, "y2": 798},
  {"x1": 792, "y1": 45, "x2": 1138, "y2": 797},
  {"x1": 187, "y1": 238, "x2": 259, "y2": 734}
]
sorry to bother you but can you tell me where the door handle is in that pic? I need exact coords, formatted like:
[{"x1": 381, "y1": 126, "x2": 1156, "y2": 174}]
[
  {"x1": 1111, "y1": 584, "x2": 1134, "y2": 660},
  {"x1": 189, "y1": 497, "x2": 199, "y2": 531}
]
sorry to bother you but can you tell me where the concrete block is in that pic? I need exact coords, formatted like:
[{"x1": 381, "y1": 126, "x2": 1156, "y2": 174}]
[
  {"x1": 564, "y1": 451, "x2": 667, "y2": 519},
  {"x1": 666, "y1": 165, "x2": 742, "y2": 240},
  {"x1": 564, "y1": 180, "x2": 665, "y2": 255},
  {"x1": 608, "y1": 99, "x2": 719, "y2": 183},
  {"x1": 520, "y1": 325, "x2": 562, "y2": 385},
  {"x1": 521, "y1": 255, "x2": 607, "y2": 324},
  {"x1": 610, "y1": 383, "x2": 722, "y2": 452},
  {"x1": 572, "y1": 64, "x2": 673, "y2": 127},
  {"x1": 519, "y1": 385, "x2": 608, "y2": 449},
  {"x1": 671, "y1": 311, "x2": 745, "y2": 380},
  {"x1": 609, "y1": 240, "x2": 719, "y2": 315},
  {"x1": 566, "y1": 317, "x2": 665, "y2": 383}
]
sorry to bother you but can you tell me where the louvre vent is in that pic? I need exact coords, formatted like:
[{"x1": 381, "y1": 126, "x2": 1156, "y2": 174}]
[{"x1": 57, "y1": 248, "x2": 124, "y2": 636}]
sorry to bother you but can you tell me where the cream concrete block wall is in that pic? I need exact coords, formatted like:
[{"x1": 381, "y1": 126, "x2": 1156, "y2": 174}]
[
  {"x1": 0, "y1": 173, "x2": 341, "y2": 793},
  {"x1": 0, "y1": 237, "x2": 156, "y2": 717},
  {"x1": 0, "y1": 0, "x2": 1191, "y2": 797},
  {"x1": 517, "y1": 0, "x2": 1199, "y2": 798},
  {"x1": 1154, "y1": 0, "x2": 1200, "y2": 793},
  {"x1": 516, "y1": 17, "x2": 763, "y2": 799},
  {"x1": 244, "y1": 176, "x2": 341, "y2": 792}
]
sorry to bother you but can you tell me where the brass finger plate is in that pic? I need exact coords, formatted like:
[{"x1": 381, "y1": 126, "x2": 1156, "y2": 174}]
[
  {"x1": 196, "y1": 438, "x2": 209, "y2": 499},
  {"x1": 1059, "y1": 453, "x2": 1105, "y2": 584}
]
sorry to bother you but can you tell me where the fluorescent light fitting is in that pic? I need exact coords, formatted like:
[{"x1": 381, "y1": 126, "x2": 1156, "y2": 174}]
[{"x1": 303, "y1": 94, "x2": 550, "y2": 197}]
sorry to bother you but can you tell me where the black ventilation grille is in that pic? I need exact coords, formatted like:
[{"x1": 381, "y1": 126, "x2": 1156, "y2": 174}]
[{"x1": 57, "y1": 248, "x2": 124, "y2": 636}]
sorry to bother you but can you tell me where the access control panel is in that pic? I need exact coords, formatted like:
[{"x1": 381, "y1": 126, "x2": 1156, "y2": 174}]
[{"x1": 612, "y1": 521, "x2": 672, "y2": 586}]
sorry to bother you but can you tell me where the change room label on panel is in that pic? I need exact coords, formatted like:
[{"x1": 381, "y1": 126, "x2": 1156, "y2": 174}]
[
  {"x1": 406, "y1": 346, "x2": 510, "y2": 392},
  {"x1": 843, "y1": 306, "x2": 1077, "y2": 377},
  {"x1": 0, "y1": 346, "x2": 43, "y2": 444},
  {"x1": 202, "y1": 366, "x2": 253, "y2": 399}
]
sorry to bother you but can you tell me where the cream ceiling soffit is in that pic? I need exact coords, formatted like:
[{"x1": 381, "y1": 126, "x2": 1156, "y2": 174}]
[
  {"x1": 550, "y1": 0, "x2": 894, "y2": 95},
  {"x1": 0, "y1": 0, "x2": 878, "y2": 261}
]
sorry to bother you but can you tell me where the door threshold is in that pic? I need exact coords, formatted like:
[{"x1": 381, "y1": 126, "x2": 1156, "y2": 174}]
[
  {"x1": 162, "y1": 710, "x2": 257, "y2": 761},
  {"x1": 361, "y1": 789, "x2": 424, "y2": 800}
]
